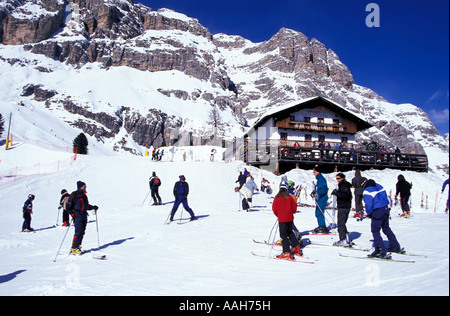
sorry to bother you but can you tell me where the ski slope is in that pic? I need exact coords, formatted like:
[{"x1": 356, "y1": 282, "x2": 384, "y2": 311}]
[{"x1": 0, "y1": 142, "x2": 448, "y2": 296}]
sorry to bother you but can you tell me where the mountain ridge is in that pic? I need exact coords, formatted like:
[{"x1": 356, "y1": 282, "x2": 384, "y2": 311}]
[{"x1": 0, "y1": 0, "x2": 448, "y2": 175}]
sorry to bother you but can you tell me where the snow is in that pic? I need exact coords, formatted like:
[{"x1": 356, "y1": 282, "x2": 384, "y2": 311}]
[
  {"x1": 0, "y1": 2, "x2": 448, "y2": 296},
  {"x1": 0, "y1": 139, "x2": 448, "y2": 296}
]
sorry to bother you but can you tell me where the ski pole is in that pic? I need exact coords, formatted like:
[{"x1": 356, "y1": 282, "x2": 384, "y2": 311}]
[
  {"x1": 179, "y1": 204, "x2": 184, "y2": 224},
  {"x1": 53, "y1": 218, "x2": 73, "y2": 262},
  {"x1": 314, "y1": 198, "x2": 334, "y2": 226},
  {"x1": 267, "y1": 218, "x2": 278, "y2": 246},
  {"x1": 56, "y1": 207, "x2": 60, "y2": 226},
  {"x1": 140, "y1": 190, "x2": 151, "y2": 207},
  {"x1": 95, "y1": 210, "x2": 100, "y2": 248},
  {"x1": 163, "y1": 209, "x2": 172, "y2": 225},
  {"x1": 269, "y1": 222, "x2": 279, "y2": 258}
]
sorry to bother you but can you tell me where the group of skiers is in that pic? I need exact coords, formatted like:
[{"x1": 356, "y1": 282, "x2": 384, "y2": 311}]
[
  {"x1": 269, "y1": 166, "x2": 448, "y2": 260},
  {"x1": 19, "y1": 163, "x2": 448, "y2": 260},
  {"x1": 21, "y1": 181, "x2": 98, "y2": 256}
]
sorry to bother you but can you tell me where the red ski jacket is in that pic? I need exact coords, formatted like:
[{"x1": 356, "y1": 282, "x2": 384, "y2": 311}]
[{"x1": 272, "y1": 195, "x2": 297, "y2": 223}]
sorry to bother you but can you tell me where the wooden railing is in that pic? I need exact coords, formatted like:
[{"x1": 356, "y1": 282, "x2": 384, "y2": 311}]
[{"x1": 223, "y1": 139, "x2": 428, "y2": 172}]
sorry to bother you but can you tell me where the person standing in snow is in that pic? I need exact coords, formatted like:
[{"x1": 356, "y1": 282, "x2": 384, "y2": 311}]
[
  {"x1": 272, "y1": 182, "x2": 302, "y2": 260},
  {"x1": 362, "y1": 179, "x2": 402, "y2": 258},
  {"x1": 441, "y1": 179, "x2": 449, "y2": 214},
  {"x1": 67, "y1": 181, "x2": 98, "y2": 255},
  {"x1": 170, "y1": 175, "x2": 196, "y2": 222},
  {"x1": 351, "y1": 169, "x2": 367, "y2": 218},
  {"x1": 312, "y1": 165, "x2": 329, "y2": 234},
  {"x1": 149, "y1": 172, "x2": 162, "y2": 205},
  {"x1": 58, "y1": 189, "x2": 70, "y2": 226},
  {"x1": 395, "y1": 174, "x2": 412, "y2": 217},
  {"x1": 22, "y1": 194, "x2": 35, "y2": 232},
  {"x1": 235, "y1": 171, "x2": 246, "y2": 191},
  {"x1": 239, "y1": 174, "x2": 258, "y2": 211},
  {"x1": 331, "y1": 173, "x2": 352, "y2": 246}
]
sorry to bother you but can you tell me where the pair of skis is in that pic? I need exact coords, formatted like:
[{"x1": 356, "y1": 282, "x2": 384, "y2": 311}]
[
  {"x1": 307, "y1": 241, "x2": 422, "y2": 263},
  {"x1": 251, "y1": 240, "x2": 317, "y2": 264},
  {"x1": 253, "y1": 239, "x2": 422, "y2": 263}
]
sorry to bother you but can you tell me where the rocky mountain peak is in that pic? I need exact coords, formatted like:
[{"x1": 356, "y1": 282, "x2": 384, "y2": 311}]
[{"x1": 0, "y1": 0, "x2": 447, "y2": 175}]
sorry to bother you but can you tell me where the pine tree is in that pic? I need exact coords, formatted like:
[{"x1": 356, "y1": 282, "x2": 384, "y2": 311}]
[{"x1": 73, "y1": 133, "x2": 89, "y2": 155}]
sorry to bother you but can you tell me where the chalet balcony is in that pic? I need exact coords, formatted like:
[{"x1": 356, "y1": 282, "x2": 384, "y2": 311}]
[
  {"x1": 276, "y1": 121, "x2": 348, "y2": 133},
  {"x1": 223, "y1": 139, "x2": 428, "y2": 174}
]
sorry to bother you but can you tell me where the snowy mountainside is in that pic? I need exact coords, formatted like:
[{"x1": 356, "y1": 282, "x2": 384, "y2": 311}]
[{"x1": 0, "y1": 0, "x2": 448, "y2": 175}]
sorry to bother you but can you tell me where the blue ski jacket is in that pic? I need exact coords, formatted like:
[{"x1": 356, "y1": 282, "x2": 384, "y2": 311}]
[
  {"x1": 315, "y1": 172, "x2": 328, "y2": 205},
  {"x1": 363, "y1": 181, "x2": 389, "y2": 215}
]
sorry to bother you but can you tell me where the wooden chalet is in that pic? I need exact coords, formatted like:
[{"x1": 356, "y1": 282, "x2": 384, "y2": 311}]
[{"x1": 224, "y1": 96, "x2": 428, "y2": 174}]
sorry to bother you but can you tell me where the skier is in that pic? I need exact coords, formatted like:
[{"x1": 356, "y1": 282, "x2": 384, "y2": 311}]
[
  {"x1": 395, "y1": 174, "x2": 412, "y2": 217},
  {"x1": 235, "y1": 171, "x2": 246, "y2": 191},
  {"x1": 170, "y1": 175, "x2": 196, "y2": 222},
  {"x1": 272, "y1": 182, "x2": 302, "y2": 260},
  {"x1": 331, "y1": 173, "x2": 352, "y2": 246},
  {"x1": 22, "y1": 194, "x2": 35, "y2": 232},
  {"x1": 58, "y1": 189, "x2": 70, "y2": 226},
  {"x1": 351, "y1": 169, "x2": 367, "y2": 218},
  {"x1": 362, "y1": 179, "x2": 402, "y2": 258},
  {"x1": 149, "y1": 172, "x2": 162, "y2": 205},
  {"x1": 239, "y1": 174, "x2": 258, "y2": 211},
  {"x1": 311, "y1": 165, "x2": 329, "y2": 234},
  {"x1": 442, "y1": 179, "x2": 449, "y2": 213},
  {"x1": 67, "y1": 181, "x2": 98, "y2": 255}
]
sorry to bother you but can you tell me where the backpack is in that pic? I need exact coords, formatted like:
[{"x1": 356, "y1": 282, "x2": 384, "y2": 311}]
[
  {"x1": 65, "y1": 193, "x2": 75, "y2": 215},
  {"x1": 154, "y1": 177, "x2": 160, "y2": 186}
]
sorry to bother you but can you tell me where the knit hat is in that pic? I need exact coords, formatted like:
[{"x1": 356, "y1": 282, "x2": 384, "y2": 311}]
[
  {"x1": 77, "y1": 181, "x2": 86, "y2": 189},
  {"x1": 179, "y1": 175, "x2": 186, "y2": 181},
  {"x1": 362, "y1": 179, "x2": 376, "y2": 189},
  {"x1": 313, "y1": 165, "x2": 322, "y2": 173}
]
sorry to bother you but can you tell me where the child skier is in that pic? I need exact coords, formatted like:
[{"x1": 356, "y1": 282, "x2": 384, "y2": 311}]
[
  {"x1": 272, "y1": 183, "x2": 302, "y2": 259},
  {"x1": 58, "y1": 189, "x2": 70, "y2": 226},
  {"x1": 22, "y1": 194, "x2": 35, "y2": 232}
]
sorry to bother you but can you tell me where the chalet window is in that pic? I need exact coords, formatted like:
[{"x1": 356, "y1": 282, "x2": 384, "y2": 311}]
[
  {"x1": 318, "y1": 135, "x2": 325, "y2": 142},
  {"x1": 305, "y1": 134, "x2": 312, "y2": 141},
  {"x1": 333, "y1": 119, "x2": 339, "y2": 125},
  {"x1": 280, "y1": 132, "x2": 288, "y2": 140},
  {"x1": 341, "y1": 137, "x2": 348, "y2": 143},
  {"x1": 318, "y1": 118, "x2": 324, "y2": 124},
  {"x1": 304, "y1": 117, "x2": 311, "y2": 122},
  {"x1": 290, "y1": 115, "x2": 296, "y2": 121}
]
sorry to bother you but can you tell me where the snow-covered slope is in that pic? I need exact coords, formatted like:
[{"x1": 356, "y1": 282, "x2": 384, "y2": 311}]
[{"x1": 0, "y1": 140, "x2": 448, "y2": 296}]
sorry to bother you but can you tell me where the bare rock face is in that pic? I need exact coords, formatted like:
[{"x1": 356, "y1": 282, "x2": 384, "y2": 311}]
[{"x1": 1, "y1": 0, "x2": 65, "y2": 45}]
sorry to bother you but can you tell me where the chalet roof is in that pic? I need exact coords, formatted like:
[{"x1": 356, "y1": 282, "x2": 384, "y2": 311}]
[{"x1": 247, "y1": 96, "x2": 372, "y2": 133}]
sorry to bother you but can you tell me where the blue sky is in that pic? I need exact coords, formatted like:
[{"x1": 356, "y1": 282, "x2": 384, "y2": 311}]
[{"x1": 136, "y1": 0, "x2": 449, "y2": 135}]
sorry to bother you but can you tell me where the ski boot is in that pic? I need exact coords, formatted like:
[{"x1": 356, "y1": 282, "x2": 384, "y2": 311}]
[
  {"x1": 276, "y1": 252, "x2": 294, "y2": 260},
  {"x1": 71, "y1": 247, "x2": 83, "y2": 255},
  {"x1": 368, "y1": 246, "x2": 391, "y2": 259},
  {"x1": 291, "y1": 246, "x2": 303, "y2": 256}
]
